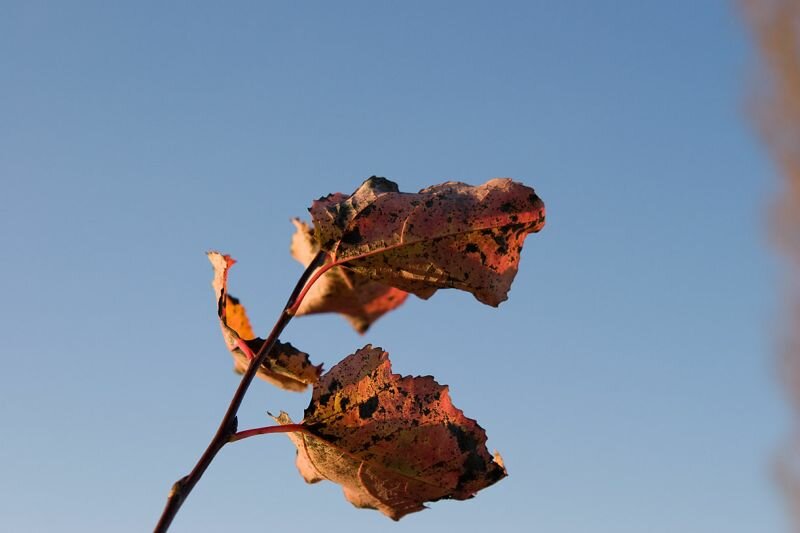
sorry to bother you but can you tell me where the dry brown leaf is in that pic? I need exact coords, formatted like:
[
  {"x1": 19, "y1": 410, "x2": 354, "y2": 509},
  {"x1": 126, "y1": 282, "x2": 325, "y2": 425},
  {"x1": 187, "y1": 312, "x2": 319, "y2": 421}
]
[
  {"x1": 276, "y1": 345, "x2": 506, "y2": 520},
  {"x1": 208, "y1": 252, "x2": 321, "y2": 392},
  {"x1": 290, "y1": 219, "x2": 408, "y2": 333},
  {"x1": 310, "y1": 176, "x2": 545, "y2": 306}
]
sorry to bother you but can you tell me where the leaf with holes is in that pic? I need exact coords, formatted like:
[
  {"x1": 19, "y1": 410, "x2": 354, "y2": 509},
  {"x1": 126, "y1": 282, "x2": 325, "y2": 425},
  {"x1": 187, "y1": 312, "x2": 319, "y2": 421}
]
[
  {"x1": 275, "y1": 345, "x2": 506, "y2": 520},
  {"x1": 208, "y1": 252, "x2": 321, "y2": 391},
  {"x1": 310, "y1": 176, "x2": 545, "y2": 306},
  {"x1": 290, "y1": 218, "x2": 409, "y2": 333}
]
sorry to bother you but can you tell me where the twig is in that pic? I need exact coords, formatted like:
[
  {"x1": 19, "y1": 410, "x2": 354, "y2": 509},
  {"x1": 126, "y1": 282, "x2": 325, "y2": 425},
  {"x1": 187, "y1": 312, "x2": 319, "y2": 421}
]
[{"x1": 154, "y1": 251, "x2": 327, "y2": 532}]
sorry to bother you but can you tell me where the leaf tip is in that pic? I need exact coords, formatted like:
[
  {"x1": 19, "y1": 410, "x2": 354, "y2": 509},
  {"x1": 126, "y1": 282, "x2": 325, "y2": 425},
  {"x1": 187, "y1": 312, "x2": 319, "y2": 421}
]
[
  {"x1": 492, "y1": 450, "x2": 506, "y2": 472},
  {"x1": 207, "y1": 250, "x2": 235, "y2": 269}
]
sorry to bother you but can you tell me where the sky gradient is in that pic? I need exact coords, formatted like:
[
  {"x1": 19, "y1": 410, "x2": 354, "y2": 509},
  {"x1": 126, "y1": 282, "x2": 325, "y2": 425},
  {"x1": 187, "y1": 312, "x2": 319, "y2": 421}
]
[{"x1": 0, "y1": 2, "x2": 788, "y2": 532}]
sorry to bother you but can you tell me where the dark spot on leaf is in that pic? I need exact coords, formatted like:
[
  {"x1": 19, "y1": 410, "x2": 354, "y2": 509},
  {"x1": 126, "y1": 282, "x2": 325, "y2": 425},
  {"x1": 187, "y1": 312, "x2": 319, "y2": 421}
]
[
  {"x1": 499, "y1": 202, "x2": 514, "y2": 213},
  {"x1": 457, "y1": 450, "x2": 487, "y2": 487},
  {"x1": 304, "y1": 402, "x2": 317, "y2": 418},
  {"x1": 464, "y1": 243, "x2": 480, "y2": 254},
  {"x1": 492, "y1": 233, "x2": 508, "y2": 255},
  {"x1": 339, "y1": 397, "x2": 350, "y2": 410},
  {"x1": 447, "y1": 422, "x2": 477, "y2": 453},
  {"x1": 505, "y1": 222, "x2": 528, "y2": 237},
  {"x1": 318, "y1": 392, "x2": 333, "y2": 406},
  {"x1": 341, "y1": 227, "x2": 362, "y2": 245},
  {"x1": 358, "y1": 396, "x2": 380, "y2": 419}
]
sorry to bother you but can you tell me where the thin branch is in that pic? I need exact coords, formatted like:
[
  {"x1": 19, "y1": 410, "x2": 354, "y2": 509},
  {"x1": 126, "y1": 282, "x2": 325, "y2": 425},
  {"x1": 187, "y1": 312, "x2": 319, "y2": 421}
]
[{"x1": 154, "y1": 251, "x2": 327, "y2": 533}]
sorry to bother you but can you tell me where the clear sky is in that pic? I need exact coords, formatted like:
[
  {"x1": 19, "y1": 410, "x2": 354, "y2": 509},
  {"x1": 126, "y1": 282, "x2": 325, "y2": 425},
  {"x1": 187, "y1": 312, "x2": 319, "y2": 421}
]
[{"x1": 0, "y1": 1, "x2": 788, "y2": 532}]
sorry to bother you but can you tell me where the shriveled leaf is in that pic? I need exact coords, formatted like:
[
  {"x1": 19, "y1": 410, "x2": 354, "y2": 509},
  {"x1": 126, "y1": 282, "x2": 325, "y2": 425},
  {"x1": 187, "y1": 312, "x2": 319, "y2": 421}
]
[
  {"x1": 290, "y1": 218, "x2": 409, "y2": 333},
  {"x1": 208, "y1": 252, "x2": 321, "y2": 392},
  {"x1": 310, "y1": 176, "x2": 545, "y2": 306},
  {"x1": 276, "y1": 345, "x2": 506, "y2": 520}
]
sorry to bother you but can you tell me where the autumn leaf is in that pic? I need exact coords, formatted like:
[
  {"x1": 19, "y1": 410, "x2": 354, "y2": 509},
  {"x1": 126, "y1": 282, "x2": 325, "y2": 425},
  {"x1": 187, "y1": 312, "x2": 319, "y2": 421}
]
[
  {"x1": 275, "y1": 345, "x2": 506, "y2": 520},
  {"x1": 289, "y1": 218, "x2": 409, "y2": 333},
  {"x1": 208, "y1": 252, "x2": 321, "y2": 392},
  {"x1": 310, "y1": 176, "x2": 545, "y2": 306}
]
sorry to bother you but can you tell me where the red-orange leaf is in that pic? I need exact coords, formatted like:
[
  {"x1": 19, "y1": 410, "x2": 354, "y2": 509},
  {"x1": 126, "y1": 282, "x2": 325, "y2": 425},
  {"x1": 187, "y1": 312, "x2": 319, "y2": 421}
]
[
  {"x1": 208, "y1": 252, "x2": 321, "y2": 392},
  {"x1": 290, "y1": 219, "x2": 408, "y2": 333},
  {"x1": 310, "y1": 176, "x2": 545, "y2": 306},
  {"x1": 276, "y1": 345, "x2": 506, "y2": 520}
]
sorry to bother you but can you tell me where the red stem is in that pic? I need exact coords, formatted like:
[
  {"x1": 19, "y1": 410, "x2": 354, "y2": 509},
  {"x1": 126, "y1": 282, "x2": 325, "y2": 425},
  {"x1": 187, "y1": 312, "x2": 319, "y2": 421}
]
[
  {"x1": 229, "y1": 424, "x2": 309, "y2": 443},
  {"x1": 154, "y1": 251, "x2": 327, "y2": 533},
  {"x1": 286, "y1": 241, "x2": 422, "y2": 316},
  {"x1": 287, "y1": 260, "x2": 337, "y2": 315}
]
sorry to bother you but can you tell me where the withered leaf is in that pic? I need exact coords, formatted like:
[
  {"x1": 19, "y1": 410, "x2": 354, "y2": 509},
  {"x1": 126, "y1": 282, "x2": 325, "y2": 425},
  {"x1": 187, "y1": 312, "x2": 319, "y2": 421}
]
[
  {"x1": 310, "y1": 176, "x2": 545, "y2": 306},
  {"x1": 208, "y1": 252, "x2": 321, "y2": 392},
  {"x1": 290, "y1": 218, "x2": 409, "y2": 333},
  {"x1": 276, "y1": 345, "x2": 506, "y2": 520}
]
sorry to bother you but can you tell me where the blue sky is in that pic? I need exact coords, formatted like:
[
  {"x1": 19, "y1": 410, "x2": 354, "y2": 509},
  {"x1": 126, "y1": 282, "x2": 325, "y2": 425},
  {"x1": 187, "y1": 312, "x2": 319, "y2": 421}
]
[{"x1": 0, "y1": 1, "x2": 788, "y2": 532}]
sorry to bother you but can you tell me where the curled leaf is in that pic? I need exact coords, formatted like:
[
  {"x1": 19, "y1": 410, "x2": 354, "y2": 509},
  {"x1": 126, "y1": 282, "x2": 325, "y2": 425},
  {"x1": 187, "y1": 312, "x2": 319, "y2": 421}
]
[
  {"x1": 310, "y1": 176, "x2": 545, "y2": 306},
  {"x1": 208, "y1": 252, "x2": 321, "y2": 392},
  {"x1": 276, "y1": 345, "x2": 506, "y2": 520},
  {"x1": 290, "y1": 219, "x2": 409, "y2": 333}
]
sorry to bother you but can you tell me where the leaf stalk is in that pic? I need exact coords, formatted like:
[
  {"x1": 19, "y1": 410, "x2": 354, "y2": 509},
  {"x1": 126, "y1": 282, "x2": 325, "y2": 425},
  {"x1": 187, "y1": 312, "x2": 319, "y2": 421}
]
[{"x1": 228, "y1": 424, "x2": 309, "y2": 443}]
